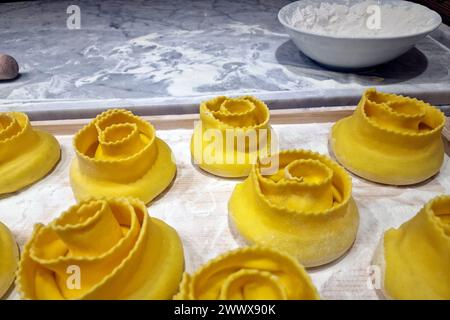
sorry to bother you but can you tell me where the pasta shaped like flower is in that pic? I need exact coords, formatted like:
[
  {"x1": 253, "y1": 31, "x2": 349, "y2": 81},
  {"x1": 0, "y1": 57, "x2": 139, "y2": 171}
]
[
  {"x1": 191, "y1": 96, "x2": 272, "y2": 177},
  {"x1": 0, "y1": 112, "x2": 60, "y2": 194},
  {"x1": 17, "y1": 198, "x2": 184, "y2": 300},
  {"x1": 374, "y1": 195, "x2": 450, "y2": 300},
  {"x1": 331, "y1": 88, "x2": 445, "y2": 185},
  {"x1": 229, "y1": 149, "x2": 359, "y2": 267},
  {"x1": 175, "y1": 246, "x2": 319, "y2": 300},
  {"x1": 0, "y1": 221, "x2": 19, "y2": 298},
  {"x1": 70, "y1": 109, "x2": 176, "y2": 204}
]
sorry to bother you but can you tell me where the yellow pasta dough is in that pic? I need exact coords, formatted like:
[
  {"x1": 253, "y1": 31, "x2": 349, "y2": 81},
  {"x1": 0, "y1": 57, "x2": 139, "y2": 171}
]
[
  {"x1": 0, "y1": 112, "x2": 60, "y2": 194},
  {"x1": 0, "y1": 221, "x2": 19, "y2": 298},
  {"x1": 191, "y1": 96, "x2": 272, "y2": 177},
  {"x1": 17, "y1": 198, "x2": 184, "y2": 300},
  {"x1": 70, "y1": 109, "x2": 176, "y2": 204},
  {"x1": 331, "y1": 88, "x2": 445, "y2": 185},
  {"x1": 374, "y1": 195, "x2": 450, "y2": 300},
  {"x1": 229, "y1": 149, "x2": 359, "y2": 267},
  {"x1": 175, "y1": 246, "x2": 319, "y2": 300}
]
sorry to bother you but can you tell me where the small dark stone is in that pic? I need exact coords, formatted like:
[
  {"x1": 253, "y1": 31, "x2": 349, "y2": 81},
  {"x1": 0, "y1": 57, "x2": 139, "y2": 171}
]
[{"x1": 0, "y1": 54, "x2": 19, "y2": 80}]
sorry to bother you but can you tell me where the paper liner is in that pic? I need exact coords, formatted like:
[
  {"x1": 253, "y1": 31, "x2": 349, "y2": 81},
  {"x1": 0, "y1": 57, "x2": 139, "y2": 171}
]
[
  {"x1": 0, "y1": 112, "x2": 60, "y2": 194},
  {"x1": 174, "y1": 246, "x2": 319, "y2": 300},
  {"x1": 377, "y1": 195, "x2": 450, "y2": 300},
  {"x1": 191, "y1": 96, "x2": 273, "y2": 177},
  {"x1": 229, "y1": 149, "x2": 359, "y2": 267},
  {"x1": 70, "y1": 109, "x2": 176, "y2": 204},
  {"x1": 16, "y1": 197, "x2": 184, "y2": 300},
  {"x1": 331, "y1": 88, "x2": 446, "y2": 185}
]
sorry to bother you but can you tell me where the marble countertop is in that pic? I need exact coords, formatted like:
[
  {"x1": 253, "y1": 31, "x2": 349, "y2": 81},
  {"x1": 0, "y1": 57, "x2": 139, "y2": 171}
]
[{"x1": 0, "y1": 0, "x2": 450, "y2": 119}]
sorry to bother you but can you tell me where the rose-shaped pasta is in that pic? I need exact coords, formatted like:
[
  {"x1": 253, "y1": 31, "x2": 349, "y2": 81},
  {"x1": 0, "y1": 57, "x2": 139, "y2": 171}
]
[
  {"x1": 331, "y1": 88, "x2": 446, "y2": 185},
  {"x1": 70, "y1": 109, "x2": 176, "y2": 204},
  {"x1": 17, "y1": 198, "x2": 184, "y2": 299},
  {"x1": 175, "y1": 247, "x2": 319, "y2": 300},
  {"x1": 373, "y1": 195, "x2": 450, "y2": 300},
  {"x1": 229, "y1": 149, "x2": 359, "y2": 267},
  {"x1": 191, "y1": 96, "x2": 272, "y2": 177},
  {"x1": 0, "y1": 221, "x2": 19, "y2": 298},
  {"x1": 0, "y1": 112, "x2": 60, "y2": 194}
]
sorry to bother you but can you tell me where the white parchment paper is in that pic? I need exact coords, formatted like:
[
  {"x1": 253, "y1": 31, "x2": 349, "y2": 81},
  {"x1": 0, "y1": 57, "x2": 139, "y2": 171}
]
[{"x1": 1, "y1": 123, "x2": 449, "y2": 300}]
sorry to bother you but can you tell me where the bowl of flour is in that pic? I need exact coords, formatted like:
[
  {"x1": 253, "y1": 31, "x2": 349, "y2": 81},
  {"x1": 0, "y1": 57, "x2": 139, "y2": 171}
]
[{"x1": 278, "y1": 0, "x2": 442, "y2": 69}]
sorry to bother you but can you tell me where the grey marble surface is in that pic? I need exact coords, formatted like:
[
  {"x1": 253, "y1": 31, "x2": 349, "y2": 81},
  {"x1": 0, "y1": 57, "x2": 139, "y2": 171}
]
[{"x1": 0, "y1": 0, "x2": 449, "y2": 119}]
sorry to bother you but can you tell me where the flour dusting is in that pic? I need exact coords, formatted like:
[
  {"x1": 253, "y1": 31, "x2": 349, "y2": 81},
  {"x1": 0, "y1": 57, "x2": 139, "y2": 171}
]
[{"x1": 288, "y1": 0, "x2": 439, "y2": 37}]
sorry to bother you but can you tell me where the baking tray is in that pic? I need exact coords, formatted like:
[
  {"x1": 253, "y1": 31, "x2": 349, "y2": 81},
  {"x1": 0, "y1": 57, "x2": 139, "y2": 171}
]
[{"x1": 1, "y1": 107, "x2": 449, "y2": 300}]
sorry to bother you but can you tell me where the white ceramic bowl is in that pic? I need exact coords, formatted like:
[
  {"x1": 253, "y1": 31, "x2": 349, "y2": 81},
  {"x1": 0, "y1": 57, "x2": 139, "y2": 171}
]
[{"x1": 278, "y1": 0, "x2": 442, "y2": 69}]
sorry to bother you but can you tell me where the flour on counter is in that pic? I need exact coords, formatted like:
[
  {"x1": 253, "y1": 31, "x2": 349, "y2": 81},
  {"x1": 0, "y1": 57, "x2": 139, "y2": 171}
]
[{"x1": 288, "y1": 0, "x2": 439, "y2": 37}]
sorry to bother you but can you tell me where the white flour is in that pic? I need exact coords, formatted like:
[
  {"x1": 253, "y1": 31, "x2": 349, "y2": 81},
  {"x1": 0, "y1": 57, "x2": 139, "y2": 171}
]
[{"x1": 288, "y1": 0, "x2": 439, "y2": 37}]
